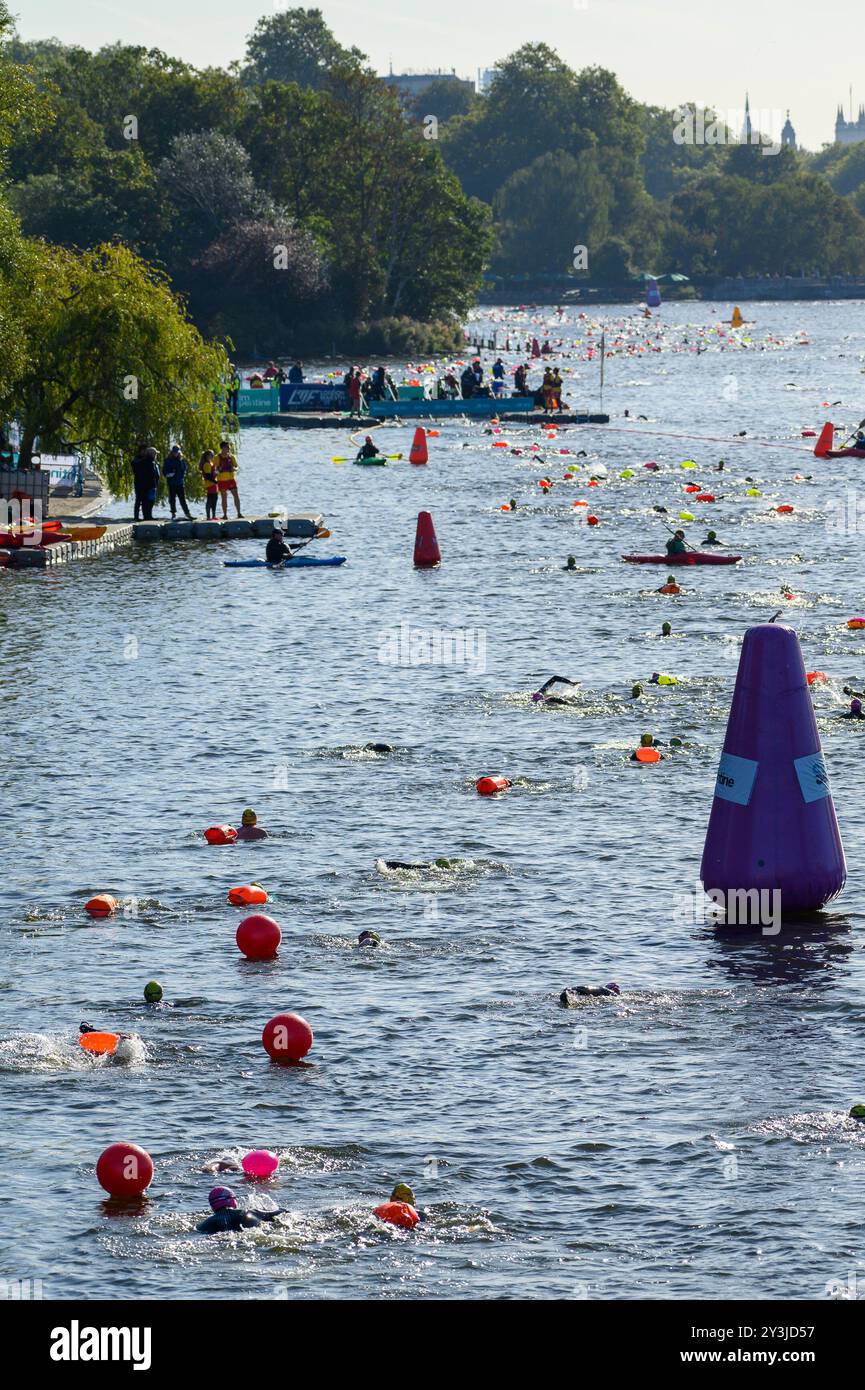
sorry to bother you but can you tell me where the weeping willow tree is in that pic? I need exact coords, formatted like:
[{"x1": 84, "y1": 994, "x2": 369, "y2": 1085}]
[{"x1": 1, "y1": 238, "x2": 233, "y2": 495}]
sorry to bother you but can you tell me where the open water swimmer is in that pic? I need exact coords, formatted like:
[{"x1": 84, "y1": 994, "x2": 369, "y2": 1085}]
[{"x1": 196, "y1": 1187, "x2": 287, "y2": 1234}]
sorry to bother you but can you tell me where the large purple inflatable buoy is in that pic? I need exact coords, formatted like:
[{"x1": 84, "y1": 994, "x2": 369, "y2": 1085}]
[{"x1": 700, "y1": 624, "x2": 846, "y2": 922}]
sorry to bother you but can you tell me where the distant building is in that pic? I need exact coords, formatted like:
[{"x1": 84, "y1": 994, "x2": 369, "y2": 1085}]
[
  {"x1": 477, "y1": 68, "x2": 497, "y2": 94},
  {"x1": 381, "y1": 69, "x2": 474, "y2": 107},
  {"x1": 835, "y1": 102, "x2": 865, "y2": 146},
  {"x1": 781, "y1": 111, "x2": 796, "y2": 149}
]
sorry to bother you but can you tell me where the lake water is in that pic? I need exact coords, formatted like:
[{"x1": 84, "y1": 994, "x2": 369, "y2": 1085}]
[{"x1": 3, "y1": 301, "x2": 865, "y2": 1301}]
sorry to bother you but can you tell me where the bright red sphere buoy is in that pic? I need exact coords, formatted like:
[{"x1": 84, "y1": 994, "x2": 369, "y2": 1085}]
[
  {"x1": 374, "y1": 1200, "x2": 420, "y2": 1229},
  {"x1": 236, "y1": 913, "x2": 281, "y2": 960},
  {"x1": 586, "y1": 514, "x2": 600, "y2": 526},
  {"x1": 96, "y1": 1141, "x2": 154, "y2": 1197},
  {"x1": 262, "y1": 1012, "x2": 313, "y2": 1063},
  {"x1": 85, "y1": 894, "x2": 117, "y2": 918}
]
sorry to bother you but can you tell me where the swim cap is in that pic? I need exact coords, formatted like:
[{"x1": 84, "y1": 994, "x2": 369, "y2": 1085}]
[
  {"x1": 208, "y1": 1186, "x2": 237, "y2": 1212},
  {"x1": 849, "y1": 1104, "x2": 865, "y2": 1121},
  {"x1": 852, "y1": 700, "x2": 862, "y2": 715},
  {"x1": 631, "y1": 683, "x2": 642, "y2": 697},
  {"x1": 391, "y1": 1182, "x2": 415, "y2": 1204},
  {"x1": 358, "y1": 930, "x2": 381, "y2": 945},
  {"x1": 143, "y1": 980, "x2": 163, "y2": 1003},
  {"x1": 531, "y1": 691, "x2": 544, "y2": 702},
  {"x1": 605, "y1": 983, "x2": 622, "y2": 995},
  {"x1": 241, "y1": 808, "x2": 257, "y2": 826},
  {"x1": 640, "y1": 733, "x2": 654, "y2": 747},
  {"x1": 670, "y1": 737, "x2": 683, "y2": 748}
]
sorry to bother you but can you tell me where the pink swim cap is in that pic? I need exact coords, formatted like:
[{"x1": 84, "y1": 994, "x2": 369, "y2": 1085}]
[{"x1": 209, "y1": 1186, "x2": 237, "y2": 1212}]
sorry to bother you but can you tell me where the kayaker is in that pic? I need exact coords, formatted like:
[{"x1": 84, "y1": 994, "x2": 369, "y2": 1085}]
[
  {"x1": 630, "y1": 732, "x2": 664, "y2": 760},
  {"x1": 217, "y1": 442, "x2": 242, "y2": 518},
  {"x1": 199, "y1": 450, "x2": 218, "y2": 520},
  {"x1": 235, "y1": 808, "x2": 268, "y2": 841},
  {"x1": 702, "y1": 529, "x2": 722, "y2": 546},
  {"x1": 265, "y1": 526, "x2": 293, "y2": 565},
  {"x1": 163, "y1": 445, "x2": 193, "y2": 520},
  {"x1": 840, "y1": 698, "x2": 865, "y2": 720},
  {"x1": 356, "y1": 437, "x2": 380, "y2": 462},
  {"x1": 531, "y1": 675, "x2": 581, "y2": 706},
  {"x1": 665, "y1": 529, "x2": 687, "y2": 556},
  {"x1": 197, "y1": 1187, "x2": 286, "y2": 1235},
  {"x1": 559, "y1": 984, "x2": 621, "y2": 1006}
]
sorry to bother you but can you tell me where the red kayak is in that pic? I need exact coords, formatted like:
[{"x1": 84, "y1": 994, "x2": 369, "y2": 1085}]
[
  {"x1": 622, "y1": 552, "x2": 742, "y2": 565},
  {"x1": 821, "y1": 448, "x2": 865, "y2": 459}
]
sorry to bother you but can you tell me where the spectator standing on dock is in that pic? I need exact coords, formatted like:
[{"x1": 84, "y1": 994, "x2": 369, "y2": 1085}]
[
  {"x1": 491, "y1": 358, "x2": 506, "y2": 397},
  {"x1": 515, "y1": 363, "x2": 529, "y2": 394},
  {"x1": 551, "y1": 368, "x2": 563, "y2": 410},
  {"x1": 216, "y1": 442, "x2": 242, "y2": 518},
  {"x1": 347, "y1": 369, "x2": 363, "y2": 417},
  {"x1": 460, "y1": 365, "x2": 475, "y2": 399},
  {"x1": 163, "y1": 445, "x2": 193, "y2": 520},
  {"x1": 227, "y1": 367, "x2": 240, "y2": 415},
  {"x1": 288, "y1": 361, "x2": 304, "y2": 384},
  {"x1": 132, "y1": 445, "x2": 159, "y2": 521},
  {"x1": 199, "y1": 450, "x2": 218, "y2": 520},
  {"x1": 542, "y1": 367, "x2": 555, "y2": 412}
]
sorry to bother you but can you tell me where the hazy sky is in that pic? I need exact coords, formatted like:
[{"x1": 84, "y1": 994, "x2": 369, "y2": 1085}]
[{"x1": 13, "y1": 0, "x2": 860, "y2": 153}]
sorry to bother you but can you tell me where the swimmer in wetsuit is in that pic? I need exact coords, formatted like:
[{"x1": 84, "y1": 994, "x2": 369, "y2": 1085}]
[
  {"x1": 235, "y1": 808, "x2": 268, "y2": 841},
  {"x1": 197, "y1": 1186, "x2": 286, "y2": 1235},
  {"x1": 532, "y1": 676, "x2": 581, "y2": 706},
  {"x1": 357, "y1": 930, "x2": 382, "y2": 947},
  {"x1": 702, "y1": 530, "x2": 722, "y2": 546},
  {"x1": 559, "y1": 983, "x2": 621, "y2": 1006},
  {"x1": 364, "y1": 742, "x2": 394, "y2": 754},
  {"x1": 630, "y1": 732, "x2": 664, "y2": 760},
  {"x1": 840, "y1": 698, "x2": 865, "y2": 720}
]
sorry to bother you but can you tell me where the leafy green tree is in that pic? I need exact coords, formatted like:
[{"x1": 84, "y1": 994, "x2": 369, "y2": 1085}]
[
  {"x1": 157, "y1": 131, "x2": 268, "y2": 259},
  {"x1": 1, "y1": 241, "x2": 230, "y2": 490},
  {"x1": 406, "y1": 78, "x2": 477, "y2": 127},
  {"x1": 242, "y1": 8, "x2": 362, "y2": 88},
  {"x1": 493, "y1": 149, "x2": 611, "y2": 275},
  {"x1": 591, "y1": 235, "x2": 636, "y2": 283}
]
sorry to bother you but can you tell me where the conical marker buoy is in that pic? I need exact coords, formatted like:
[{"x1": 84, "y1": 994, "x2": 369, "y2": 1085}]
[
  {"x1": 409, "y1": 427, "x2": 428, "y2": 465},
  {"x1": 413, "y1": 511, "x2": 441, "y2": 567},
  {"x1": 700, "y1": 624, "x2": 846, "y2": 921},
  {"x1": 814, "y1": 421, "x2": 834, "y2": 457}
]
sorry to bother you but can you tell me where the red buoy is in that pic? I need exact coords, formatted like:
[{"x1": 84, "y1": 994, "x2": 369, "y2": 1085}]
[
  {"x1": 85, "y1": 894, "x2": 117, "y2": 918},
  {"x1": 814, "y1": 422, "x2": 834, "y2": 457},
  {"x1": 262, "y1": 1012, "x2": 313, "y2": 1063},
  {"x1": 413, "y1": 511, "x2": 441, "y2": 567},
  {"x1": 236, "y1": 913, "x2": 281, "y2": 959},
  {"x1": 204, "y1": 825, "x2": 237, "y2": 845},
  {"x1": 409, "y1": 427, "x2": 428, "y2": 465},
  {"x1": 374, "y1": 1200, "x2": 419, "y2": 1229},
  {"x1": 96, "y1": 1141, "x2": 154, "y2": 1198},
  {"x1": 476, "y1": 775, "x2": 510, "y2": 796}
]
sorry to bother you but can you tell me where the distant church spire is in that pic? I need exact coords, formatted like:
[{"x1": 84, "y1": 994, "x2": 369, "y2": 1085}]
[{"x1": 741, "y1": 92, "x2": 752, "y2": 143}]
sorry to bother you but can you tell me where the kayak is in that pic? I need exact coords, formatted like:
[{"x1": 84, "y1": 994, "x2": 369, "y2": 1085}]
[
  {"x1": 353, "y1": 456, "x2": 387, "y2": 466},
  {"x1": 822, "y1": 448, "x2": 865, "y2": 459},
  {"x1": 224, "y1": 556, "x2": 347, "y2": 568},
  {"x1": 622, "y1": 553, "x2": 742, "y2": 565}
]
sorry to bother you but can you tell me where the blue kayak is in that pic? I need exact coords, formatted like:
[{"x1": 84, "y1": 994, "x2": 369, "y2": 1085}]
[{"x1": 224, "y1": 556, "x2": 347, "y2": 569}]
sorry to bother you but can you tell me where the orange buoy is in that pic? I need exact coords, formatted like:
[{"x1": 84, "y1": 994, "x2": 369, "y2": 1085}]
[
  {"x1": 409, "y1": 427, "x2": 428, "y2": 465},
  {"x1": 659, "y1": 583, "x2": 681, "y2": 595},
  {"x1": 492, "y1": 440, "x2": 509, "y2": 448},
  {"x1": 426, "y1": 429, "x2": 440, "y2": 437},
  {"x1": 847, "y1": 617, "x2": 865, "y2": 630},
  {"x1": 814, "y1": 422, "x2": 834, "y2": 457},
  {"x1": 684, "y1": 484, "x2": 700, "y2": 493},
  {"x1": 228, "y1": 884, "x2": 268, "y2": 907},
  {"x1": 634, "y1": 747, "x2": 661, "y2": 764},
  {"x1": 572, "y1": 500, "x2": 588, "y2": 508},
  {"x1": 476, "y1": 775, "x2": 510, "y2": 796},
  {"x1": 413, "y1": 511, "x2": 441, "y2": 568},
  {"x1": 80, "y1": 1031, "x2": 121, "y2": 1056},
  {"x1": 806, "y1": 671, "x2": 828, "y2": 685},
  {"x1": 85, "y1": 894, "x2": 117, "y2": 918},
  {"x1": 776, "y1": 504, "x2": 794, "y2": 514},
  {"x1": 696, "y1": 493, "x2": 715, "y2": 502},
  {"x1": 204, "y1": 825, "x2": 237, "y2": 845},
  {"x1": 374, "y1": 1200, "x2": 419, "y2": 1230}
]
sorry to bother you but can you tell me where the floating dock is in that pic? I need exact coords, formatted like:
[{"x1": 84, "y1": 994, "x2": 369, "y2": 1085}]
[
  {"x1": 239, "y1": 409, "x2": 609, "y2": 429},
  {"x1": 2, "y1": 514, "x2": 325, "y2": 569}
]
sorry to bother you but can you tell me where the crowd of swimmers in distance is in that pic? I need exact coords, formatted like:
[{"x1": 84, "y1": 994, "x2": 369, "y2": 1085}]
[{"x1": 131, "y1": 441, "x2": 241, "y2": 522}]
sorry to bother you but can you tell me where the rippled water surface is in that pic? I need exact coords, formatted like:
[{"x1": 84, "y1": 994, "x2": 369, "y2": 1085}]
[{"x1": 3, "y1": 301, "x2": 865, "y2": 1301}]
